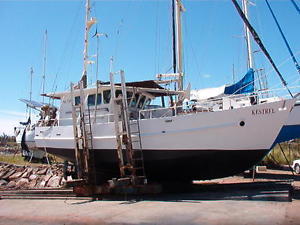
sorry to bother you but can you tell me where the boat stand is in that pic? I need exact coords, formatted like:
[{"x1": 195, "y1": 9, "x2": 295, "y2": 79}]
[{"x1": 68, "y1": 72, "x2": 161, "y2": 196}]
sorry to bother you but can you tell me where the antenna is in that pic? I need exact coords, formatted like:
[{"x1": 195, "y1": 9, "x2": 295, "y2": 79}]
[
  {"x1": 110, "y1": 56, "x2": 114, "y2": 74},
  {"x1": 93, "y1": 28, "x2": 108, "y2": 82},
  {"x1": 29, "y1": 67, "x2": 34, "y2": 118},
  {"x1": 232, "y1": 64, "x2": 235, "y2": 83},
  {"x1": 42, "y1": 29, "x2": 47, "y2": 104}
]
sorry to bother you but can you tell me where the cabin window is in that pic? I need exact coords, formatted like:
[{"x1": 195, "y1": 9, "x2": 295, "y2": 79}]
[
  {"x1": 96, "y1": 93, "x2": 102, "y2": 105},
  {"x1": 87, "y1": 94, "x2": 102, "y2": 106},
  {"x1": 103, "y1": 90, "x2": 111, "y2": 104},
  {"x1": 130, "y1": 94, "x2": 139, "y2": 107},
  {"x1": 127, "y1": 92, "x2": 133, "y2": 104},
  {"x1": 75, "y1": 96, "x2": 80, "y2": 105},
  {"x1": 115, "y1": 90, "x2": 122, "y2": 98},
  {"x1": 88, "y1": 94, "x2": 96, "y2": 106},
  {"x1": 138, "y1": 96, "x2": 146, "y2": 108},
  {"x1": 144, "y1": 99, "x2": 151, "y2": 107}
]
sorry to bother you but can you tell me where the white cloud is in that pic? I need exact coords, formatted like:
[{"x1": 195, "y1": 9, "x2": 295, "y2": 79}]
[
  {"x1": 0, "y1": 110, "x2": 26, "y2": 117},
  {"x1": 202, "y1": 74, "x2": 212, "y2": 79},
  {"x1": 0, "y1": 110, "x2": 27, "y2": 136}
]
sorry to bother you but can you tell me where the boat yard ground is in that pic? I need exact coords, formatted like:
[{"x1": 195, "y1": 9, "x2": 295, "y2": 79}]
[
  {"x1": 1, "y1": 168, "x2": 300, "y2": 225},
  {"x1": 1, "y1": 197, "x2": 300, "y2": 225}
]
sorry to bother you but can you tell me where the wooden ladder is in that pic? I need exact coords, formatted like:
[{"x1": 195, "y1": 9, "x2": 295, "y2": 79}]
[
  {"x1": 71, "y1": 82, "x2": 96, "y2": 185},
  {"x1": 110, "y1": 70, "x2": 147, "y2": 185}
]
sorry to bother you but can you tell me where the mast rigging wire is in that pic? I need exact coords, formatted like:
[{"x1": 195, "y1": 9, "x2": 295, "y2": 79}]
[
  {"x1": 231, "y1": 0, "x2": 293, "y2": 98},
  {"x1": 265, "y1": 0, "x2": 300, "y2": 76},
  {"x1": 290, "y1": 0, "x2": 300, "y2": 15}
]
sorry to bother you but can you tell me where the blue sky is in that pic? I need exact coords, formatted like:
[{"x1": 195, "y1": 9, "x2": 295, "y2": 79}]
[{"x1": 0, "y1": 0, "x2": 299, "y2": 135}]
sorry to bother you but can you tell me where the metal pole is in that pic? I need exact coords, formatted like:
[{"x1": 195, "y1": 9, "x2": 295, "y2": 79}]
[
  {"x1": 175, "y1": 0, "x2": 184, "y2": 91},
  {"x1": 42, "y1": 29, "x2": 47, "y2": 103},
  {"x1": 242, "y1": 0, "x2": 254, "y2": 69},
  {"x1": 29, "y1": 67, "x2": 34, "y2": 118},
  {"x1": 81, "y1": 0, "x2": 91, "y2": 88},
  {"x1": 172, "y1": 0, "x2": 177, "y2": 74}
]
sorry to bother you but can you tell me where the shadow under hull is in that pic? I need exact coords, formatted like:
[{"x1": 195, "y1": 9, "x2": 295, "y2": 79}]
[{"x1": 42, "y1": 148, "x2": 269, "y2": 183}]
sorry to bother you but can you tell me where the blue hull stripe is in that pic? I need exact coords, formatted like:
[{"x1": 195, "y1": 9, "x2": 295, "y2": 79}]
[{"x1": 273, "y1": 125, "x2": 300, "y2": 146}]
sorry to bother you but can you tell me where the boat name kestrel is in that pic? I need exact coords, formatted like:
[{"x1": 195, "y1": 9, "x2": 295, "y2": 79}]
[{"x1": 252, "y1": 108, "x2": 275, "y2": 115}]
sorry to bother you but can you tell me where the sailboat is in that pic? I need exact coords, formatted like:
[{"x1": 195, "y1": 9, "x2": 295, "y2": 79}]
[
  {"x1": 192, "y1": 0, "x2": 300, "y2": 146},
  {"x1": 33, "y1": 0, "x2": 295, "y2": 183},
  {"x1": 14, "y1": 31, "x2": 54, "y2": 161}
]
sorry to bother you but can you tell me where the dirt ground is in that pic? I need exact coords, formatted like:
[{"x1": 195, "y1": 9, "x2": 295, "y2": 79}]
[
  {"x1": 1, "y1": 168, "x2": 300, "y2": 225},
  {"x1": 1, "y1": 197, "x2": 300, "y2": 225}
]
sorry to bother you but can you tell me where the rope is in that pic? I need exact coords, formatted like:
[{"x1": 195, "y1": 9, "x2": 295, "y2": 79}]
[
  {"x1": 265, "y1": 0, "x2": 300, "y2": 76},
  {"x1": 278, "y1": 143, "x2": 295, "y2": 176},
  {"x1": 291, "y1": 0, "x2": 300, "y2": 15},
  {"x1": 231, "y1": 0, "x2": 293, "y2": 98}
]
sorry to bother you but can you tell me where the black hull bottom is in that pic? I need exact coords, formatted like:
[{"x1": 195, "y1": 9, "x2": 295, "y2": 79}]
[{"x1": 43, "y1": 148, "x2": 269, "y2": 183}]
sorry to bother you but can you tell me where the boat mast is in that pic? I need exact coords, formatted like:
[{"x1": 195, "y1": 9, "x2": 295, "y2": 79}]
[
  {"x1": 172, "y1": 0, "x2": 177, "y2": 74},
  {"x1": 173, "y1": 0, "x2": 185, "y2": 91},
  {"x1": 42, "y1": 29, "x2": 47, "y2": 103},
  {"x1": 81, "y1": 0, "x2": 96, "y2": 88},
  {"x1": 81, "y1": 0, "x2": 90, "y2": 88},
  {"x1": 242, "y1": 0, "x2": 254, "y2": 69}
]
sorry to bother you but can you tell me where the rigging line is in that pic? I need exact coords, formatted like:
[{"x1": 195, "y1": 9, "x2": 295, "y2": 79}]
[
  {"x1": 290, "y1": 0, "x2": 300, "y2": 15},
  {"x1": 113, "y1": 18, "x2": 124, "y2": 66},
  {"x1": 263, "y1": 51, "x2": 300, "y2": 90},
  {"x1": 154, "y1": 0, "x2": 160, "y2": 76},
  {"x1": 257, "y1": 65, "x2": 292, "y2": 93},
  {"x1": 182, "y1": 14, "x2": 201, "y2": 84},
  {"x1": 265, "y1": 0, "x2": 300, "y2": 76},
  {"x1": 252, "y1": 1, "x2": 269, "y2": 91},
  {"x1": 231, "y1": 0, "x2": 293, "y2": 98},
  {"x1": 51, "y1": 1, "x2": 83, "y2": 93}
]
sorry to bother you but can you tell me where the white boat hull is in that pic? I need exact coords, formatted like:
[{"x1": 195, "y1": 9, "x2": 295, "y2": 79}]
[{"x1": 35, "y1": 99, "x2": 294, "y2": 182}]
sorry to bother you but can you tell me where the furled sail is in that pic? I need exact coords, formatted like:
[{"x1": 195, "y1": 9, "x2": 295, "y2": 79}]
[
  {"x1": 191, "y1": 69, "x2": 254, "y2": 101},
  {"x1": 224, "y1": 68, "x2": 254, "y2": 95}
]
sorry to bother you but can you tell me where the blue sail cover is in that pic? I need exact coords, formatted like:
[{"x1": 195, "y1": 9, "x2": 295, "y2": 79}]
[{"x1": 224, "y1": 68, "x2": 254, "y2": 95}]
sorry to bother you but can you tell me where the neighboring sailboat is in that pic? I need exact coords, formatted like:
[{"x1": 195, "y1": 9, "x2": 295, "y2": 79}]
[
  {"x1": 33, "y1": 0, "x2": 295, "y2": 183},
  {"x1": 192, "y1": 0, "x2": 300, "y2": 145},
  {"x1": 14, "y1": 68, "x2": 47, "y2": 160},
  {"x1": 14, "y1": 30, "x2": 54, "y2": 161}
]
